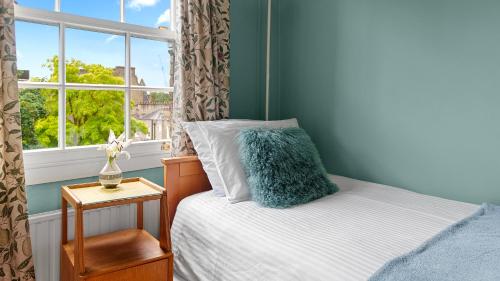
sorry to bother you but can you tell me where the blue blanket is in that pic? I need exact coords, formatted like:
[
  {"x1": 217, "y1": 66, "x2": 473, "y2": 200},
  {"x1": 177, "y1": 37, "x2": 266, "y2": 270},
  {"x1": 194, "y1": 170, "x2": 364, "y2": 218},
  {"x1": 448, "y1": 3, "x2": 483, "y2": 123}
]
[{"x1": 369, "y1": 203, "x2": 500, "y2": 281}]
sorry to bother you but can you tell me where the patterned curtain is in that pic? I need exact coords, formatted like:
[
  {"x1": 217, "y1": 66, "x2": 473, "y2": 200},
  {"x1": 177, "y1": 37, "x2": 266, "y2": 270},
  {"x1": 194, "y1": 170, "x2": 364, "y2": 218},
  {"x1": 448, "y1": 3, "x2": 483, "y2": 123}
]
[
  {"x1": 0, "y1": 1, "x2": 36, "y2": 280},
  {"x1": 171, "y1": 0, "x2": 231, "y2": 156}
]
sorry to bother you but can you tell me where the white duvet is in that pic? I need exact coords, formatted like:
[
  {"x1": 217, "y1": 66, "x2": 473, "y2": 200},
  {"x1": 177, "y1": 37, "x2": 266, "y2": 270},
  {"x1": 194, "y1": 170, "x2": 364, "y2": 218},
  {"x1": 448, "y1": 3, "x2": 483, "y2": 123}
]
[{"x1": 172, "y1": 175, "x2": 478, "y2": 281}]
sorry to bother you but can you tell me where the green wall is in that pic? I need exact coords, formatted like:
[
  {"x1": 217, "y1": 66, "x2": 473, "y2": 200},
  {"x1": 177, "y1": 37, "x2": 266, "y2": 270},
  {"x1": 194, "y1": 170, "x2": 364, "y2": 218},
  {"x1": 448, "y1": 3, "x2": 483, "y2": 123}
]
[
  {"x1": 230, "y1": 0, "x2": 267, "y2": 120},
  {"x1": 275, "y1": 0, "x2": 500, "y2": 204},
  {"x1": 26, "y1": 0, "x2": 268, "y2": 215},
  {"x1": 31, "y1": 0, "x2": 498, "y2": 213}
]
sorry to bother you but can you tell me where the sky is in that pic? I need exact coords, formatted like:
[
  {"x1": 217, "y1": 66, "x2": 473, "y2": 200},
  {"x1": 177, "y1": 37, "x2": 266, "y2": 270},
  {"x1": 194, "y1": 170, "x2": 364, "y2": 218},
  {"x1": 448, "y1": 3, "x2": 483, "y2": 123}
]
[{"x1": 16, "y1": 0, "x2": 171, "y2": 88}]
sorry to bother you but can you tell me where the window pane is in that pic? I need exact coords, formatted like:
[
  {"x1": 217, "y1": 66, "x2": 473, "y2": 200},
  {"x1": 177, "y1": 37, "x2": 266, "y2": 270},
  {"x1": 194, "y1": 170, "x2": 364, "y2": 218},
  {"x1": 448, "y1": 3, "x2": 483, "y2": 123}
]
[
  {"x1": 131, "y1": 37, "x2": 171, "y2": 88},
  {"x1": 126, "y1": 0, "x2": 171, "y2": 28},
  {"x1": 66, "y1": 90, "x2": 125, "y2": 147},
  {"x1": 66, "y1": 28, "x2": 125, "y2": 85},
  {"x1": 20, "y1": 88, "x2": 58, "y2": 150},
  {"x1": 131, "y1": 90, "x2": 172, "y2": 141},
  {"x1": 16, "y1": 21, "x2": 58, "y2": 82},
  {"x1": 17, "y1": 0, "x2": 54, "y2": 11},
  {"x1": 61, "y1": 0, "x2": 120, "y2": 22}
]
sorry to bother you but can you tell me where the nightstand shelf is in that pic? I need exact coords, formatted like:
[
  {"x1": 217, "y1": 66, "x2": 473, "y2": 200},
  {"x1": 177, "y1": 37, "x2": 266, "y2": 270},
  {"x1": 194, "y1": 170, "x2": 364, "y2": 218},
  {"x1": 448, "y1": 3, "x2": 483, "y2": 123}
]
[{"x1": 60, "y1": 178, "x2": 173, "y2": 281}]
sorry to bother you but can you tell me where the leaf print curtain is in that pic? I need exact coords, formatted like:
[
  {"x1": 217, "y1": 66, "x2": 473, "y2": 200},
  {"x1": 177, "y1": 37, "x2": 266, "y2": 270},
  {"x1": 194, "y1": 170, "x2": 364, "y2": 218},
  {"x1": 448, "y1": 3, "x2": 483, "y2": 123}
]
[
  {"x1": 0, "y1": 1, "x2": 36, "y2": 280},
  {"x1": 171, "y1": 0, "x2": 231, "y2": 155}
]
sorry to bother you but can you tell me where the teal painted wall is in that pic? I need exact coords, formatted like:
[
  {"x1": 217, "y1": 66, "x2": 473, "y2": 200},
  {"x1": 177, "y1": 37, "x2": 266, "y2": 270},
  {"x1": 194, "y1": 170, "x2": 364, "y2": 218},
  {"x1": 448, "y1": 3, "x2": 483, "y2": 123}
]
[
  {"x1": 27, "y1": 0, "x2": 268, "y2": 215},
  {"x1": 230, "y1": 0, "x2": 267, "y2": 120},
  {"x1": 268, "y1": 0, "x2": 281, "y2": 120},
  {"x1": 275, "y1": 0, "x2": 500, "y2": 204}
]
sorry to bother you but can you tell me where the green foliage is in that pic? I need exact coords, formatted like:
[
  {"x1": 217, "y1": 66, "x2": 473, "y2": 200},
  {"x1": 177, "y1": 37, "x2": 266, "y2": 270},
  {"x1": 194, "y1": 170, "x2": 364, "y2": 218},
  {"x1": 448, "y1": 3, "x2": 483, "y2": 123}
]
[
  {"x1": 149, "y1": 92, "x2": 172, "y2": 104},
  {"x1": 19, "y1": 88, "x2": 50, "y2": 149},
  {"x1": 65, "y1": 89, "x2": 123, "y2": 146},
  {"x1": 21, "y1": 56, "x2": 149, "y2": 148},
  {"x1": 131, "y1": 118, "x2": 149, "y2": 137}
]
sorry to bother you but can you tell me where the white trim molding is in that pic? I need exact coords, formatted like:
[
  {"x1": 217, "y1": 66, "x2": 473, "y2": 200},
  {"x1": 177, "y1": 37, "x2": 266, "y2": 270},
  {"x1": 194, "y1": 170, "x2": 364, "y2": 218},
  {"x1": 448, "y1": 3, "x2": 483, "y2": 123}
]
[
  {"x1": 24, "y1": 141, "x2": 170, "y2": 185},
  {"x1": 14, "y1": 5, "x2": 175, "y2": 42}
]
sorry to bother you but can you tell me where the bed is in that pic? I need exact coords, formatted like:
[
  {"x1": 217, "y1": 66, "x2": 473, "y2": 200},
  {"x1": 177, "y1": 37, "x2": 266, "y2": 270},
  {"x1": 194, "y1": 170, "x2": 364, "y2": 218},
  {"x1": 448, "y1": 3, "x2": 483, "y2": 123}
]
[{"x1": 162, "y1": 157, "x2": 479, "y2": 281}]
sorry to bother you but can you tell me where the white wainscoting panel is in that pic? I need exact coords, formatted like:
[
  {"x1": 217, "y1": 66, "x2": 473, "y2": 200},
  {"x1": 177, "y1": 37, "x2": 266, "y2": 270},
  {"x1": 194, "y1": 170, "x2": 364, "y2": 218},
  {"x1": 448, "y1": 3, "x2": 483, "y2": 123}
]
[{"x1": 28, "y1": 201, "x2": 160, "y2": 281}]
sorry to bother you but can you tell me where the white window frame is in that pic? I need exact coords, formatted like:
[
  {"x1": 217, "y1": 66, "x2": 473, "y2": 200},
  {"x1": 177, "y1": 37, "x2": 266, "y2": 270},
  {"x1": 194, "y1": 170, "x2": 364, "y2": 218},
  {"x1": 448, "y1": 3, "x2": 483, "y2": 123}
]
[{"x1": 15, "y1": 2, "x2": 176, "y2": 185}]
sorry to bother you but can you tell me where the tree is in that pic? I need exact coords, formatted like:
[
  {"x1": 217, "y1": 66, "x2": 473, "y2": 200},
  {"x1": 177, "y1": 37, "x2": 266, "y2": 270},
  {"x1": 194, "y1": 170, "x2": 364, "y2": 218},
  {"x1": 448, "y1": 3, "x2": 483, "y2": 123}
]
[
  {"x1": 20, "y1": 88, "x2": 49, "y2": 149},
  {"x1": 149, "y1": 92, "x2": 172, "y2": 104},
  {"x1": 28, "y1": 56, "x2": 148, "y2": 148}
]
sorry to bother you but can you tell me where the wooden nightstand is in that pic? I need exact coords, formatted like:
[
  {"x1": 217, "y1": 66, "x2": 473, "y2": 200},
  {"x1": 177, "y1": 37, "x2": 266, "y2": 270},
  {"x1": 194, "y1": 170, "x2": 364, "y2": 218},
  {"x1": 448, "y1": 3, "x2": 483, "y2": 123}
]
[{"x1": 60, "y1": 177, "x2": 173, "y2": 281}]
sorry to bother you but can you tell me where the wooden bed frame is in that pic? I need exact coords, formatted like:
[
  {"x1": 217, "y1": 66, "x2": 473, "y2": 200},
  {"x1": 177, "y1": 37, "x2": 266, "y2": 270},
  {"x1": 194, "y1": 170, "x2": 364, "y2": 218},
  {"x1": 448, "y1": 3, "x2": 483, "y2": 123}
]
[{"x1": 161, "y1": 156, "x2": 211, "y2": 225}]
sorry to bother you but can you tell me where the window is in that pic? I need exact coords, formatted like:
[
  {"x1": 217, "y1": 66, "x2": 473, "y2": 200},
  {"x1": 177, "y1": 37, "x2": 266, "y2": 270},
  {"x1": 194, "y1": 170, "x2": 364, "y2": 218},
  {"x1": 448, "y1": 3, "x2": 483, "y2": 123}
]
[
  {"x1": 126, "y1": 0, "x2": 172, "y2": 28},
  {"x1": 61, "y1": 0, "x2": 121, "y2": 22},
  {"x1": 16, "y1": 0, "x2": 176, "y2": 185}
]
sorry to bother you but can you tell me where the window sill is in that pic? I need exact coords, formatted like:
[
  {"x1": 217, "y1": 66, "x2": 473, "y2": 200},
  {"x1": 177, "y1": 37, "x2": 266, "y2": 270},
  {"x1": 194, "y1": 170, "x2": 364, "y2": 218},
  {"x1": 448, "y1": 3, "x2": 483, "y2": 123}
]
[{"x1": 23, "y1": 141, "x2": 170, "y2": 185}]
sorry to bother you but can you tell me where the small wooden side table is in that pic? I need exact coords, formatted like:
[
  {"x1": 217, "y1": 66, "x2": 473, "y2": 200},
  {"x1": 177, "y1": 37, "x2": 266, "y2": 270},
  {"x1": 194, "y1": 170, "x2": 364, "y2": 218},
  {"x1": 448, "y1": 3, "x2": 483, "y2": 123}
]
[{"x1": 60, "y1": 177, "x2": 173, "y2": 281}]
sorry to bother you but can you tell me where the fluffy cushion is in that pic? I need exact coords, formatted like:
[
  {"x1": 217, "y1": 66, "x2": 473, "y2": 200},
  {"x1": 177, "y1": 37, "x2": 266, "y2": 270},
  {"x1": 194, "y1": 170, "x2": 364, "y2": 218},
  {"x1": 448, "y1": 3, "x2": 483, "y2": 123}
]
[
  {"x1": 238, "y1": 127, "x2": 338, "y2": 208},
  {"x1": 199, "y1": 119, "x2": 299, "y2": 203},
  {"x1": 183, "y1": 119, "x2": 295, "y2": 197}
]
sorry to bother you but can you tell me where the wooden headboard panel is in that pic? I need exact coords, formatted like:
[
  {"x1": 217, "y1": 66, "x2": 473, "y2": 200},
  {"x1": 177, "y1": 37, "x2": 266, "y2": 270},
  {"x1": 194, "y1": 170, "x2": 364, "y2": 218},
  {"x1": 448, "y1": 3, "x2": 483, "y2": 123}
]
[{"x1": 161, "y1": 156, "x2": 211, "y2": 225}]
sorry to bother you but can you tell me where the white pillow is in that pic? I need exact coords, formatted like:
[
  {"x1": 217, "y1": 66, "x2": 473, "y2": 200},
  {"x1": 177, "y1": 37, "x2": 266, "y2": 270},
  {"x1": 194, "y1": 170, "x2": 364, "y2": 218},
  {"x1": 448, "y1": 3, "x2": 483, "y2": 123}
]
[
  {"x1": 198, "y1": 119, "x2": 299, "y2": 203},
  {"x1": 182, "y1": 121, "x2": 225, "y2": 196},
  {"x1": 182, "y1": 119, "x2": 254, "y2": 197}
]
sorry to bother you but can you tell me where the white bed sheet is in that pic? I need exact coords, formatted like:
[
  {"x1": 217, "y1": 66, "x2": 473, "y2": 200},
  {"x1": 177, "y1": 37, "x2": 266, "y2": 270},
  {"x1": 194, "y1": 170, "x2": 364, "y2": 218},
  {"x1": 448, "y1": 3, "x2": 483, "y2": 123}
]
[{"x1": 171, "y1": 175, "x2": 478, "y2": 281}]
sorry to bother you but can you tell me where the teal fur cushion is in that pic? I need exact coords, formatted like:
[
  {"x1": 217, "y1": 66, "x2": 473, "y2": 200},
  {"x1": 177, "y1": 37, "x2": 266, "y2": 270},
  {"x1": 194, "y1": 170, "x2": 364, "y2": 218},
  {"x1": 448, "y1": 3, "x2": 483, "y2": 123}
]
[{"x1": 238, "y1": 127, "x2": 338, "y2": 208}]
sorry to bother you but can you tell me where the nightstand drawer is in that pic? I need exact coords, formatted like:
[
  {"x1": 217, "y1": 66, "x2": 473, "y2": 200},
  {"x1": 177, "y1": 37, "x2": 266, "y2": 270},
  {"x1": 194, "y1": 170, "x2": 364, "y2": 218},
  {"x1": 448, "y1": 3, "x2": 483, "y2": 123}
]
[
  {"x1": 61, "y1": 229, "x2": 174, "y2": 281},
  {"x1": 87, "y1": 258, "x2": 170, "y2": 281}
]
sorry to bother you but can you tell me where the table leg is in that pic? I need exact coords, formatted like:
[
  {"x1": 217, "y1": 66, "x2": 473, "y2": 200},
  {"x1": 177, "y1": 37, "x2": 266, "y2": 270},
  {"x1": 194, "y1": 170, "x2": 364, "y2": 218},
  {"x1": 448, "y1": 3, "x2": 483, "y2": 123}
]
[
  {"x1": 137, "y1": 202, "x2": 144, "y2": 229},
  {"x1": 61, "y1": 197, "x2": 67, "y2": 244},
  {"x1": 167, "y1": 254, "x2": 174, "y2": 281},
  {"x1": 159, "y1": 193, "x2": 171, "y2": 252},
  {"x1": 74, "y1": 206, "x2": 85, "y2": 277}
]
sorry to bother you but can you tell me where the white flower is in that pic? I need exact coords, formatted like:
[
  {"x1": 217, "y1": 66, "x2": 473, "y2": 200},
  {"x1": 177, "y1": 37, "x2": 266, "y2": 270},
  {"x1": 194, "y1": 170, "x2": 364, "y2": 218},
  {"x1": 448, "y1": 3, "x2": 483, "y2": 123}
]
[{"x1": 98, "y1": 130, "x2": 133, "y2": 162}]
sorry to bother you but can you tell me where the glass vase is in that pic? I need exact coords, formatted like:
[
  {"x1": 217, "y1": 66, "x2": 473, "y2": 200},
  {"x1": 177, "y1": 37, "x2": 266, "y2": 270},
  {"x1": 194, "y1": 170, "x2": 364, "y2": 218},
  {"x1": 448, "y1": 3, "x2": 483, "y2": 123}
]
[{"x1": 99, "y1": 158, "x2": 123, "y2": 189}]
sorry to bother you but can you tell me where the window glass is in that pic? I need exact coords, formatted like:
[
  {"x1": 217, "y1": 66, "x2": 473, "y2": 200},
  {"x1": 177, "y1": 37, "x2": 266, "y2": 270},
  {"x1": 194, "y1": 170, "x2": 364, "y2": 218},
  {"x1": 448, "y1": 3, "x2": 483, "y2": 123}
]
[
  {"x1": 126, "y1": 0, "x2": 171, "y2": 28},
  {"x1": 61, "y1": 0, "x2": 120, "y2": 22},
  {"x1": 131, "y1": 37, "x2": 171, "y2": 88},
  {"x1": 16, "y1": 0, "x2": 54, "y2": 11},
  {"x1": 130, "y1": 90, "x2": 172, "y2": 141},
  {"x1": 66, "y1": 90, "x2": 125, "y2": 147},
  {"x1": 66, "y1": 28, "x2": 125, "y2": 85},
  {"x1": 16, "y1": 21, "x2": 58, "y2": 82},
  {"x1": 16, "y1": 0, "x2": 174, "y2": 152},
  {"x1": 20, "y1": 88, "x2": 58, "y2": 150}
]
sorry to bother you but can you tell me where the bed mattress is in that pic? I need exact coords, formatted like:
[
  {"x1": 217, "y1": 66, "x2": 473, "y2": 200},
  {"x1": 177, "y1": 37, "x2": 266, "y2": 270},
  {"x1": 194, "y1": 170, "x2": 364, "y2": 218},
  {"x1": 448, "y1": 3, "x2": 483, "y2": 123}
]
[{"x1": 171, "y1": 175, "x2": 478, "y2": 281}]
